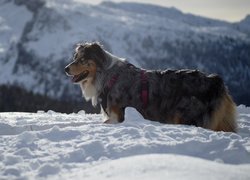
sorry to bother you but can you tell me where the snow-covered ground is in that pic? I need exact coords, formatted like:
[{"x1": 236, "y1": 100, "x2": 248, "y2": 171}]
[{"x1": 0, "y1": 106, "x2": 250, "y2": 179}]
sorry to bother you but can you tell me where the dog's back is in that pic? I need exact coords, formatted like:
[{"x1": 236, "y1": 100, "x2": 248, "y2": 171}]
[{"x1": 142, "y1": 69, "x2": 237, "y2": 132}]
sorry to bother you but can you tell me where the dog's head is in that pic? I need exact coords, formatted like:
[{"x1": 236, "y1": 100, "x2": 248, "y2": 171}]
[{"x1": 65, "y1": 42, "x2": 106, "y2": 83}]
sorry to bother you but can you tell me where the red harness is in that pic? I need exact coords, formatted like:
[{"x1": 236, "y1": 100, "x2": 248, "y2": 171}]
[
  {"x1": 107, "y1": 70, "x2": 148, "y2": 108},
  {"x1": 107, "y1": 75, "x2": 119, "y2": 89}
]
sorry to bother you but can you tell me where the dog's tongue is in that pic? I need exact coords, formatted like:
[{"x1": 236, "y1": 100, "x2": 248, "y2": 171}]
[
  {"x1": 71, "y1": 71, "x2": 89, "y2": 83},
  {"x1": 72, "y1": 74, "x2": 81, "y2": 82}
]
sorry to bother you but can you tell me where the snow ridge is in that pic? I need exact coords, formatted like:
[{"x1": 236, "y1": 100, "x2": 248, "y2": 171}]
[{"x1": 0, "y1": 106, "x2": 250, "y2": 179}]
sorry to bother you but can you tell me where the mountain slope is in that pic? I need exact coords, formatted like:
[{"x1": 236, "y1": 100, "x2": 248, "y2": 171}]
[
  {"x1": 0, "y1": 0, "x2": 250, "y2": 108},
  {"x1": 234, "y1": 15, "x2": 250, "y2": 36}
]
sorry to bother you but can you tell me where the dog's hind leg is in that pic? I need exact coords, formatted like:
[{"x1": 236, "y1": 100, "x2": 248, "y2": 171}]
[
  {"x1": 103, "y1": 106, "x2": 125, "y2": 124},
  {"x1": 210, "y1": 93, "x2": 237, "y2": 132}
]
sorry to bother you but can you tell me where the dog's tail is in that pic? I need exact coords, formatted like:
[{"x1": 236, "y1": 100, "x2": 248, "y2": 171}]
[{"x1": 210, "y1": 92, "x2": 237, "y2": 132}]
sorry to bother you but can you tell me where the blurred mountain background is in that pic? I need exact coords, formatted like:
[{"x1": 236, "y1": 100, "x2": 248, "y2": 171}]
[{"x1": 0, "y1": 0, "x2": 249, "y2": 113}]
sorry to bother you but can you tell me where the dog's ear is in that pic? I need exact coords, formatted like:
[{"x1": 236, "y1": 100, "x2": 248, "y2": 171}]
[
  {"x1": 75, "y1": 43, "x2": 85, "y2": 52},
  {"x1": 87, "y1": 42, "x2": 106, "y2": 67},
  {"x1": 90, "y1": 42, "x2": 103, "y2": 52}
]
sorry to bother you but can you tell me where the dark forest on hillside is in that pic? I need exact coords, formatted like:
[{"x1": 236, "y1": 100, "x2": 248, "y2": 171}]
[{"x1": 0, "y1": 85, "x2": 99, "y2": 113}]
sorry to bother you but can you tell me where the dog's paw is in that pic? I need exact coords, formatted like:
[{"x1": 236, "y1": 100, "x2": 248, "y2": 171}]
[
  {"x1": 103, "y1": 119, "x2": 120, "y2": 124},
  {"x1": 104, "y1": 119, "x2": 111, "y2": 124}
]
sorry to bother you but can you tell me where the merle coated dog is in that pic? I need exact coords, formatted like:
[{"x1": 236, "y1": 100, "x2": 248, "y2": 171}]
[{"x1": 65, "y1": 42, "x2": 237, "y2": 132}]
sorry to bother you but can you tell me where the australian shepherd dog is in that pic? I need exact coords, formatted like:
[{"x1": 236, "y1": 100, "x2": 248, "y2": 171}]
[{"x1": 65, "y1": 42, "x2": 237, "y2": 132}]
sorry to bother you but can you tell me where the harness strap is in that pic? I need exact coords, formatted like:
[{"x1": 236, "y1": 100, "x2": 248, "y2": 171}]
[
  {"x1": 102, "y1": 69, "x2": 148, "y2": 110},
  {"x1": 107, "y1": 75, "x2": 119, "y2": 89},
  {"x1": 100, "y1": 75, "x2": 119, "y2": 115}
]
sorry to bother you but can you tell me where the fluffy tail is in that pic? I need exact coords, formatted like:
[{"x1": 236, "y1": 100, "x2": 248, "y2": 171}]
[{"x1": 210, "y1": 93, "x2": 237, "y2": 132}]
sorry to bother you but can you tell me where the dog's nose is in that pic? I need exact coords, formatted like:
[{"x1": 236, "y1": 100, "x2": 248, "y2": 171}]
[{"x1": 65, "y1": 66, "x2": 70, "y2": 73}]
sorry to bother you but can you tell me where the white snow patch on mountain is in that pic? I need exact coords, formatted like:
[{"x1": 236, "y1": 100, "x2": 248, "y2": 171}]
[
  {"x1": 0, "y1": 106, "x2": 250, "y2": 179},
  {"x1": 0, "y1": 0, "x2": 249, "y2": 101},
  {"x1": 0, "y1": 1, "x2": 32, "y2": 84}
]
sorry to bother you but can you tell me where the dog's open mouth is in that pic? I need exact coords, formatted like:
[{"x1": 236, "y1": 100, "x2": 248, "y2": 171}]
[{"x1": 72, "y1": 71, "x2": 89, "y2": 83}]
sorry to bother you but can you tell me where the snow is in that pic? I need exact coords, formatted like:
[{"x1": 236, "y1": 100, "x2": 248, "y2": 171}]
[
  {"x1": 0, "y1": 0, "x2": 249, "y2": 100},
  {"x1": 0, "y1": 1, "x2": 32, "y2": 83},
  {"x1": 0, "y1": 106, "x2": 250, "y2": 179},
  {"x1": 61, "y1": 154, "x2": 250, "y2": 180},
  {"x1": 0, "y1": 2, "x2": 32, "y2": 53}
]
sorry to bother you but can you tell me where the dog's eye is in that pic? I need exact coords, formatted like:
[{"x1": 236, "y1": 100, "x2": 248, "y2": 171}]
[{"x1": 80, "y1": 59, "x2": 90, "y2": 66}]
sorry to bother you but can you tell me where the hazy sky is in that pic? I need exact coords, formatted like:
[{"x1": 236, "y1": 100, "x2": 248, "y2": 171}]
[{"x1": 75, "y1": 0, "x2": 250, "y2": 22}]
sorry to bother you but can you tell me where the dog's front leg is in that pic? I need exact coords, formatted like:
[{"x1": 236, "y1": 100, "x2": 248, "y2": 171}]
[{"x1": 103, "y1": 106, "x2": 125, "y2": 124}]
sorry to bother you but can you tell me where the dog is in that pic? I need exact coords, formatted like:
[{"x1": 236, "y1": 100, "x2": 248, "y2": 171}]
[{"x1": 65, "y1": 42, "x2": 237, "y2": 132}]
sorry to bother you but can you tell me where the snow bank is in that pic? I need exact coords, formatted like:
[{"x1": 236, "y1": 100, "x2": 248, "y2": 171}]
[
  {"x1": 0, "y1": 106, "x2": 250, "y2": 179},
  {"x1": 59, "y1": 154, "x2": 250, "y2": 180}
]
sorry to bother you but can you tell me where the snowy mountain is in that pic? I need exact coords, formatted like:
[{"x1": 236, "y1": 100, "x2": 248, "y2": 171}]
[
  {"x1": 0, "y1": 106, "x2": 250, "y2": 179},
  {"x1": 0, "y1": 0, "x2": 250, "y2": 110},
  {"x1": 234, "y1": 15, "x2": 250, "y2": 35}
]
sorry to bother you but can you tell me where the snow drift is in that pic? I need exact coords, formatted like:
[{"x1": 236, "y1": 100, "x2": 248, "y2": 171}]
[{"x1": 0, "y1": 106, "x2": 250, "y2": 179}]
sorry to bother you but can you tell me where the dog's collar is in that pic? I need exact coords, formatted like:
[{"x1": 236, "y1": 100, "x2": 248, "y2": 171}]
[
  {"x1": 107, "y1": 70, "x2": 148, "y2": 108},
  {"x1": 107, "y1": 75, "x2": 119, "y2": 89},
  {"x1": 101, "y1": 68, "x2": 148, "y2": 109}
]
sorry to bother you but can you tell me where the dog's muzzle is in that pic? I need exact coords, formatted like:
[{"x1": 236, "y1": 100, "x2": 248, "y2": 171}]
[
  {"x1": 71, "y1": 71, "x2": 89, "y2": 83},
  {"x1": 65, "y1": 66, "x2": 70, "y2": 74},
  {"x1": 64, "y1": 66, "x2": 89, "y2": 83}
]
